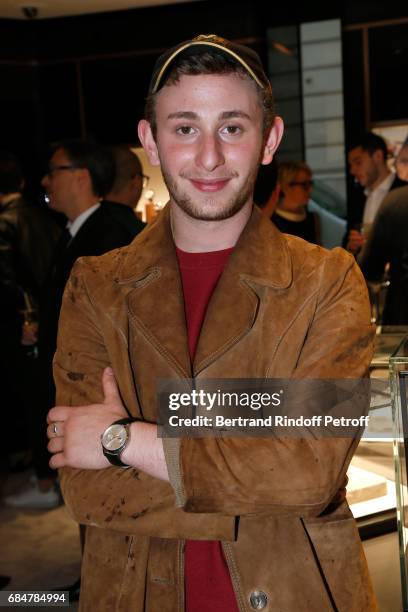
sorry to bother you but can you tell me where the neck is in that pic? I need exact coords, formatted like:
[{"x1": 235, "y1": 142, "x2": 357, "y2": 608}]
[
  {"x1": 67, "y1": 196, "x2": 100, "y2": 222},
  {"x1": 105, "y1": 188, "x2": 134, "y2": 208},
  {"x1": 170, "y1": 200, "x2": 252, "y2": 252},
  {"x1": 370, "y1": 166, "x2": 391, "y2": 191}
]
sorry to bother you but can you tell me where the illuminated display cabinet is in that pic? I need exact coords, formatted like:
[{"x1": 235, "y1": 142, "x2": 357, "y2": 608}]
[{"x1": 390, "y1": 334, "x2": 408, "y2": 609}]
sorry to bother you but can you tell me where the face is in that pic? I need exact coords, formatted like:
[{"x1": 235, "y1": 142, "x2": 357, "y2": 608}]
[
  {"x1": 138, "y1": 73, "x2": 282, "y2": 221},
  {"x1": 281, "y1": 169, "x2": 313, "y2": 210},
  {"x1": 396, "y1": 146, "x2": 408, "y2": 181},
  {"x1": 348, "y1": 146, "x2": 380, "y2": 188},
  {"x1": 42, "y1": 148, "x2": 79, "y2": 216}
]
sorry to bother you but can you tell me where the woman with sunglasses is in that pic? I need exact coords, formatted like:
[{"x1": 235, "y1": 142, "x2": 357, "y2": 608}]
[{"x1": 272, "y1": 160, "x2": 321, "y2": 244}]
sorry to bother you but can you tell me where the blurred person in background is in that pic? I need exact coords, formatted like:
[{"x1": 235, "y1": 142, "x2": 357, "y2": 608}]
[
  {"x1": 395, "y1": 138, "x2": 408, "y2": 182},
  {"x1": 0, "y1": 151, "x2": 59, "y2": 471},
  {"x1": 102, "y1": 145, "x2": 146, "y2": 235},
  {"x1": 359, "y1": 184, "x2": 408, "y2": 325},
  {"x1": 345, "y1": 132, "x2": 407, "y2": 254},
  {"x1": 272, "y1": 160, "x2": 320, "y2": 244},
  {"x1": 5, "y1": 140, "x2": 144, "y2": 509}
]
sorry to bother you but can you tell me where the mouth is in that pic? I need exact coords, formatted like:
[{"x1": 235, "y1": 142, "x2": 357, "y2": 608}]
[{"x1": 189, "y1": 178, "x2": 231, "y2": 193}]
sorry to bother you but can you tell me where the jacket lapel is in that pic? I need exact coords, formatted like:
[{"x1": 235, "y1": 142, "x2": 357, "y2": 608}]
[
  {"x1": 116, "y1": 205, "x2": 293, "y2": 380},
  {"x1": 117, "y1": 206, "x2": 191, "y2": 379},
  {"x1": 193, "y1": 208, "x2": 293, "y2": 374}
]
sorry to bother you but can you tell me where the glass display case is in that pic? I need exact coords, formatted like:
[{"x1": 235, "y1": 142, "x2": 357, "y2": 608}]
[
  {"x1": 390, "y1": 334, "x2": 408, "y2": 609},
  {"x1": 347, "y1": 329, "x2": 408, "y2": 535}
]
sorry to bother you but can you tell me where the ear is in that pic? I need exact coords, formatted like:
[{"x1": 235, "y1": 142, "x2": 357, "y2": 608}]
[
  {"x1": 138, "y1": 119, "x2": 160, "y2": 167},
  {"x1": 261, "y1": 116, "x2": 284, "y2": 165},
  {"x1": 76, "y1": 168, "x2": 92, "y2": 191},
  {"x1": 372, "y1": 149, "x2": 385, "y2": 166}
]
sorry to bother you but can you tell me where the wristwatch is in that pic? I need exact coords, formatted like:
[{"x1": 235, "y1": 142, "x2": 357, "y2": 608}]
[{"x1": 101, "y1": 418, "x2": 139, "y2": 467}]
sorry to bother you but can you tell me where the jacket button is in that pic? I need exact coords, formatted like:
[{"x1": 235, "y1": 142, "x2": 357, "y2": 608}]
[{"x1": 250, "y1": 591, "x2": 268, "y2": 609}]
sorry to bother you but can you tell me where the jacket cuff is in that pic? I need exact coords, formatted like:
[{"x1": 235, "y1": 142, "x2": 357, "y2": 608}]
[{"x1": 162, "y1": 437, "x2": 186, "y2": 507}]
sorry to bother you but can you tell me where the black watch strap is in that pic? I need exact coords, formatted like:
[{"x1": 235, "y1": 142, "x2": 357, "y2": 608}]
[
  {"x1": 104, "y1": 452, "x2": 129, "y2": 467},
  {"x1": 114, "y1": 418, "x2": 139, "y2": 426},
  {"x1": 103, "y1": 417, "x2": 140, "y2": 467}
]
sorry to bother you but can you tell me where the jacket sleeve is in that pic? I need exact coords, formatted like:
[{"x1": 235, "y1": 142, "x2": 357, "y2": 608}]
[
  {"x1": 165, "y1": 249, "x2": 375, "y2": 517},
  {"x1": 54, "y1": 259, "x2": 234, "y2": 539}
]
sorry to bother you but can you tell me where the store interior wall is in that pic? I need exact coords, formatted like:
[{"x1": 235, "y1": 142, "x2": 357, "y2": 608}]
[{"x1": 0, "y1": 1, "x2": 407, "y2": 200}]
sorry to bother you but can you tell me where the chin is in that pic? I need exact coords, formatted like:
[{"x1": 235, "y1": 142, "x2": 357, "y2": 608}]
[{"x1": 177, "y1": 197, "x2": 249, "y2": 222}]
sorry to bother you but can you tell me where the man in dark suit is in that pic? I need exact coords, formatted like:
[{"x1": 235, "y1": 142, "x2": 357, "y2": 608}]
[
  {"x1": 102, "y1": 145, "x2": 147, "y2": 234},
  {"x1": 359, "y1": 185, "x2": 408, "y2": 325},
  {"x1": 5, "y1": 140, "x2": 144, "y2": 509},
  {"x1": 344, "y1": 132, "x2": 407, "y2": 254}
]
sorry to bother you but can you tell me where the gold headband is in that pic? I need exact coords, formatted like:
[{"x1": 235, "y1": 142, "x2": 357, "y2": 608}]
[{"x1": 151, "y1": 41, "x2": 266, "y2": 94}]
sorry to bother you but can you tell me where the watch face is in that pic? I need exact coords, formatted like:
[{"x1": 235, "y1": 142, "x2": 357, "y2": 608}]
[{"x1": 102, "y1": 424, "x2": 127, "y2": 452}]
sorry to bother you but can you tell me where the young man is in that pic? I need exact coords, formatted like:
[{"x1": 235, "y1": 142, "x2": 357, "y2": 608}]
[
  {"x1": 345, "y1": 132, "x2": 406, "y2": 254},
  {"x1": 359, "y1": 184, "x2": 408, "y2": 325},
  {"x1": 47, "y1": 35, "x2": 377, "y2": 611}
]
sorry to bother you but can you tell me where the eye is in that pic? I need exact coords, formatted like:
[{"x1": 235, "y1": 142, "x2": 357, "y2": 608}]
[
  {"x1": 221, "y1": 125, "x2": 242, "y2": 136},
  {"x1": 176, "y1": 126, "x2": 196, "y2": 136}
]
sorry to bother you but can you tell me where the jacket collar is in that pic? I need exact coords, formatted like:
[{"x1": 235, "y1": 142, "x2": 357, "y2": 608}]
[
  {"x1": 116, "y1": 203, "x2": 292, "y2": 289},
  {"x1": 119, "y1": 204, "x2": 293, "y2": 377}
]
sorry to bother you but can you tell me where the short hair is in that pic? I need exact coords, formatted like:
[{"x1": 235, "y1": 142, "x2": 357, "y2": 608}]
[
  {"x1": 110, "y1": 146, "x2": 143, "y2": 193},
  {"x1": 253, "y1": 158, "x2": 279, "y2": 207},
  {"x1": 349, "y1": 132, "x2": 388, "y2": 162},
  {"x1": 145, "y1": 50, "x2": 275, "y2": 139},
  {"x1": 52, "y1": 139, "x2": 115, "y2": 197},
  {"x1": 278, "y1": 160, "x2": 312, "y2": 190},
  {"x1": 0, "y1": 151, "x2": 23, "y2": 194}
]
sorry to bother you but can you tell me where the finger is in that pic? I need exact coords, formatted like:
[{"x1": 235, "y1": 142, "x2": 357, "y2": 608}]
[
  {"x1": 49, "y1": 453, "x2": 66, "y2": 470},
  {"x1": 48, "y1": 437, "x2": 64, "y2": 454},
  {"x1": 47, "y1": 406, "x2": 71, "y2": 424},
  {"x1": 46, "y1": 421, "x2": 65, "y2": 439},
  {"x1": 102, "y1": 367, "x2": 122, "y2": 406}
]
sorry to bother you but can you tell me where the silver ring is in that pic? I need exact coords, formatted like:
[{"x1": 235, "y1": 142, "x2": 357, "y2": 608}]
[{"x1": 53, "y1": 423, "x2": 58, "y2": 436}]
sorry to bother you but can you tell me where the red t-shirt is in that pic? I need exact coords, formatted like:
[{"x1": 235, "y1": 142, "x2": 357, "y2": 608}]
[{"x1": 176, "y1": 246, "x2": 239, "y2": 612}]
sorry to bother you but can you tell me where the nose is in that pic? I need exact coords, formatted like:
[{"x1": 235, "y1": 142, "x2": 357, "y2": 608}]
[{"x1": 195, "y1": 134, "x2": 225, "y2": 172}]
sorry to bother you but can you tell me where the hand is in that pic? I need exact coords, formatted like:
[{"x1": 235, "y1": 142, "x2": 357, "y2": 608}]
[
  {"x1": 47, "y1": 367, "x2": 128, "y2": 470},
  {"x1": 346, "y1": 230, "x2": 365, "y2": 254}
]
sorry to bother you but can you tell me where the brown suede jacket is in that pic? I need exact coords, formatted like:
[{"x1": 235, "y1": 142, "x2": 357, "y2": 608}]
[{"x1": 54, "y1": 205, "x2": 378, "y2": 611}]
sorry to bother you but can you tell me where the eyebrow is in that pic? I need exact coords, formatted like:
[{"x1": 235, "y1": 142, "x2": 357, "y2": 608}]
[
  {"x1": 167, "y1": 110, "x2": 251, "y2": 121},
  {"x1": 167, "y1": 111, "x2": 198, "y2": 120},
  {"x1": 219, "y1": 111, "x2": 251, "y2": 120}
]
